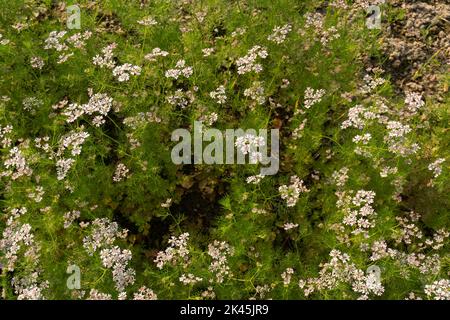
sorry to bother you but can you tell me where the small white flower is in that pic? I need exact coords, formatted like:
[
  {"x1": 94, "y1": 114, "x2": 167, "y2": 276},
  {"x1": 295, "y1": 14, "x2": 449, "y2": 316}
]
[
  {"x1": 236, "y1": 45, "x2": 268, "y2": 75},
  {"x1": 202, "y1": 48, "x2": 215, "y2": 57},
  {"x1": 112, "y1": 63, "x2": 141, "y2": 82},
  {"x1": 209, "y1": 85, "x2": 227, "y2": 104},
  {"x1": 165, "y1": 60, "x2": 193, "y2": 79},
  {"x1": 161, "y1": 198, "x2": 172, "y2": 208},
  {"x1": 267, "y1": 24, "x2": 292, "y2": 44},
  {"x1": 137, "y1": 17, "x2": 158, "y2": 26},
  {"x1": 144, "y1": 48, "x2": 169, "y2": 62},
  {"x1": 283, "y1": 222, "x2": 299, "y2": 231},
  {"x1": 246, "y1": 174, "x2": 264, "y2": 184},
  {"x1": 30, "y1": 56, "x2": 45, "y2": 69},
  {"x1": 279, "y1": 176, "x2": 309, "y2": 207},
  {"x1": 304, "y1": 87, "x2": 325, "y2": 109},
  {"x1": 428, "y1": 158, "x2": 445, "y2": 178},
  {"x1": 113, "y1": 163, "x2": 130, "y2": 182}
]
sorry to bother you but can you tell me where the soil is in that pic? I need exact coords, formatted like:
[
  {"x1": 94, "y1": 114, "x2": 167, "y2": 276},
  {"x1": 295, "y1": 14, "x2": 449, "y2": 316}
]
[{"x1": 380, "y1": 0, "x2": 450, "y2": 100}]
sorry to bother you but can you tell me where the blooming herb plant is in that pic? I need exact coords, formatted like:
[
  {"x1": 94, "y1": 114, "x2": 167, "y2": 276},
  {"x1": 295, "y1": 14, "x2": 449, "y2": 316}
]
[{"x1": 0, "y1": 0, "x2": 448, "y2": 300}]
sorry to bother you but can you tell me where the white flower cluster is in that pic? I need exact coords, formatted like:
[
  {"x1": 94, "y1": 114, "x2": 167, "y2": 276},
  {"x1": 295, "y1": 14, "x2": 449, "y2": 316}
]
[
  {"x1": 92, "y1": 43, "x2": 117, "y2": 69},
  {"x1": 167, "y1": 89, "x2": 195, "y2": 109},
  {"x1": 292, "y1": 119, "x2": 307, "y2": 140},
  {"x1": 283, "y1": 222, "x2": 299, "y2": 231},
  {"x1": 0, "y1": 33, "x2": 10, "y2": 45},
  {"x1": 3, "y1": 146, "x2": 33, "y2": 180},
  {"x1": 44, "y1": 31, "x2": 68, "y2": 51},
  {"x1": 244, "y1": 81, "x2": 265, "y2": 106},
  {"x1": 267, "y1": 24, "x2": 292, "y2": 44},
  {"x1": 352, "y1": 133, "x2": 373, "y2": 156},
  {"x1": 331, "y1": 167, "x2": 349, "y2": 188},
  {"x1": 137, "y1": 16, "x2": 158, "y2": 26},
  {"x1": 28, "y1": 186, "x2": 45, "y2": 203},
  {"x1": 82, "y1": 218, "x2": 128, "y2": 254},
  {"x1": 379, "y1": 166, "x2": 398, "y2": 178},
  {"x1": 319, "y1": 26, "x2": 340, "y2": 46},
  {"x1": 0, "y1": 124, "x2": 13, "y2": 148},
  {"x1": 304, "y1": 12, "x2": 324, "y2": 30},
  {"x1": 0, "y1": 208, "x2": 33, "y2": 271},
  {"x1": 246, "y1": 174, "x2": 265, "y2": 184},
  {"x1": 67, "y1": 31, "x2": 93, "y2": 49},
  {"x1": 160, "y1": 198, "x2": 172, "y2": 208},
  {"x1": 57, "y1": 52, "x2": 73, "y2": 64},
  {"x1": 401, "y1": 252, "x2": 441, "y2": 275},
  {"x1": 428, "y1": 158, "x2": 445, "y2": 178},
  {"x1": 341, "y1": 190, "x2": 377, "y2": 236},
  {"x1": 34, "y1": 136, "x2": 51, "y2": 154},
  {"x1": 113, "y1": 163, "x2": 130, "y2": 182},
  {"x1": 370, "y1": 241, "x2": 441, "y2": 275},
  {"x1": 394, "y1": 211, "x2": 422, "y2": 245},
  {"x1": 44, "y1": 30, "x2": 92, "y2": 64},
  {"x1": 386, "y1": 121, "x2": 411, "y2": 139},
  {"x1": 352, "y1": 133, "x2": 371, "y2": 144},
  {"x1": 387, "y1": 141, "x2": 420, "y2": 158},
  {"x1": 369, "y1": 240, "x2": 396, "y2": 261},
  {"x1": 201, "y1": 287, "x2": 216, "y2": 299},
  {"x1": 63, "y1": 91, "x2": 114, "y2": 126},
  {"x1": 302, "y1": 13, "x2": 340, "y2": 46},
  {"x1": 235, "y1": 133, "x2": 266, "y2": 163},
  {"x1": 199, "y1": 112, "x2": 218, "y2": 126},
  {"x1": 209, "y1": 85, "x2": 227, "y2": 104},
  {"x1": 330, "y1": 0, "x2": 349, "y2": 9},
  {"x1": 279, "y1": 175, "x2": 309, "y2": 207},
  {"x1": 253, "y1": 284, "x2": 271, "y2": 299},
  {"x1": 56, "y1": 158, "x2": 75, "y2": 180},
  {"x1": 394, "y1": 211, "x2": 449, "y2": 250},
  {"x1": 202, "y1": 48, "x2": 215, "y2": 57},
  {"x1": 133, "y1": 286, "x2": 158, "y2": 300},
  {"x1": 123, "y1": 111, "x2": 161, "y2": 129},
  {"x1": 281, "y1": 78, "x2": 290, "y2": 88},
  {"x1": 154, "y1": 233, "x2": 190, "y2": 269},
  {"x1": 281, "y1": 268, "x2": 294, "y2": 286},
  {"x1": 405, "y1": 292, "x2": 422, "y2": 300},
  {"x1": 403, "y1": 91, "x2": 424, "y2": 116},
  {"x1": 236, "y1": 45, "x2": 268, "y2": 75},
  {"x1": 13, "y1": 271, "x2": 49, "y2": 300},
  {"x1": 298, "y1": 249, "x2": 384, "y2": 299},
  {"x1": 57, "y1": 130, "x2": 90, "y2": 157},
  {"x1": 93, "y1": 43, "x2": 141, "y2": 81},
  {"x1": 88, "y1": 289, "x2": 112, "y2": 300},
  {"x1": 359, "y1": 74, "x2": 386, "y2": 95},
  {"x1": 30, "y1": 56, "x2": 45, "y2": 69},
  {"x1": 424, "y1": 279, "x2": 450, "y2": 300},
  {"x1": 341, "y1": 105, "x2": 367, "y2": 130},
  {"x1": 112, "y1": 63, "x2": 141, "y2": 82},
  {"x1": 231, "y1": 27, "x2": 246, "y2": 38},
  {"x1": 342, "y1": 101, "x2": 421, "y2": 157},
  {"x1": 370, "y1": 238, "x2": 446, "y2": 276},
  {"x1": 384, "y1": 120, "x2": 419, "y2": 157},
  {"x1": 100, "y1": 246, "x2": 136, "y2": 292},
  {"x1": 0, "y1": 208, "x2": 48, "y2": 300},
  {"x1": 207, "y1": 240, "x2": 234, "y2": 283},
  {"x1": 179, "y1": 273, "x2": 203, "y2": 285},
  {"x1": 165, "y1": 60, "x2": 193, "y2": 79},
  {"x1": 51, "y1": 98, "x2": 68, "y2": 110},
  {"x1": 15, "y1": 284, "x2": 46, "y2": 300},
  {"x1": 23, "y1": 97, "x2": 43, "y2": 114},
  {"x1": 10, "y1": 22, "x2": 28, "y2": 31},
  {"x1": 304, "y1": 87, "x2": 325, "y2": 109},
  {"x1": 63, "y1": 210, "x2": 80, "y2": 229},
  {"x1": 144, "y1": 47, "x2": 169, "y2": 62}
]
